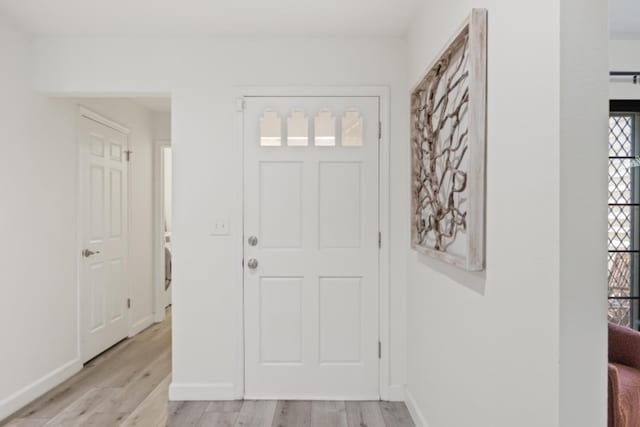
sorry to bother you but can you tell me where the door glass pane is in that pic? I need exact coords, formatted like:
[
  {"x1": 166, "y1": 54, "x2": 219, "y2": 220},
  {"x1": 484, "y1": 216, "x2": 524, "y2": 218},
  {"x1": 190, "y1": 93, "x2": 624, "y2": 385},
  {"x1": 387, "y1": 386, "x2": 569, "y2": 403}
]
[
  {"x1": 314, "y1": 109, "x2": 336, "y2": 146},
  {"x1": 287, "y1": 109, "x2": 309, "y2": 146},
  {"x1": 260, "y1": 110, "x2": 282, "y2": 146},
  {"x1": 342, "y1": 109, "x2": 363, "y2": 146}
]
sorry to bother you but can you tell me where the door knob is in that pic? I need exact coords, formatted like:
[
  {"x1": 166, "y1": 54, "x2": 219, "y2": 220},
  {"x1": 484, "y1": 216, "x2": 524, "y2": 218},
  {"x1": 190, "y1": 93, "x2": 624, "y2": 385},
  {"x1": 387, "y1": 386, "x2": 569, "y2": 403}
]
[
  {"x1": 248, "y1": 236, "x2": 258, "y2": 246},
  {"x1": 247, "y1": 258, "x2": 258, "y2": 269},
  {"x1": 82, "y1": 249, "x2": 100, "y2": 258}
]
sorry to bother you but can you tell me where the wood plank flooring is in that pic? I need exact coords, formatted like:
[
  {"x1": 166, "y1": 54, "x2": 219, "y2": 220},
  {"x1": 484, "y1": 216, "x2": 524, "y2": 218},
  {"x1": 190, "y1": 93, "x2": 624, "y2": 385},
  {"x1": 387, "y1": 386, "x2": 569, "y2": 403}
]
[{"x1": 1, "y1": 309, "x2": 414, "y2": 427}]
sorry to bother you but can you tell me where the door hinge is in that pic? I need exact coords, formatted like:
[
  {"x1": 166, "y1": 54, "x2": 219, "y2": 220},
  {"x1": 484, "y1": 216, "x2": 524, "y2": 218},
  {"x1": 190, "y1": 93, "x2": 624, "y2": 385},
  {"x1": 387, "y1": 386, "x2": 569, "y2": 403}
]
[
  {"x1": 378, "y1": 121, "x2": 382, "y2": 140},
  {"x1": 236, "y1": 98, "x2": 245, "y2": 112},
  {"x1": 125, "y1": 150, "x2": 132, "y2": 162},
  {"x1": 127, "y1": 298, "x2": 131, "y2": 309},
  {"x1": 378, "y1": 341, "x2": 382, "y2": 359},
  {"x1": 378, "y1": 232, "x2": 382, "y2": 249}
]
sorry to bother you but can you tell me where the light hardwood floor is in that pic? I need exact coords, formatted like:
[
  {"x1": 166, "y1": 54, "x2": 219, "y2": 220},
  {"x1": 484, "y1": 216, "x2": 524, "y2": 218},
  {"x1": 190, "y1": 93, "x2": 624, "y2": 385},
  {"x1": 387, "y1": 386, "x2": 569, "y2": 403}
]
[{"x1": 1, "y1": 310, "x2": 414, "y2": 427}]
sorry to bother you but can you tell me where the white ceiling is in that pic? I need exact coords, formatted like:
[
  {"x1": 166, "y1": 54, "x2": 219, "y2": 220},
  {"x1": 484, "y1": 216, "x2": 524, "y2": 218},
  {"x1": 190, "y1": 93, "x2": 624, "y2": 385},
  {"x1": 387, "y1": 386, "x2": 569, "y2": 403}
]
[
  {"x1": 129, "y1": 98, "x2": 172, "y2": 113},
  {"x1": 2, "y1": 0, "x2": 635, "y2": 39},
  {"x1": 0, "y1": 0, "x2": 419, "y2": 37},
  {"x1": 610, "y1": 0, "x2": 640, "y2": 39}
]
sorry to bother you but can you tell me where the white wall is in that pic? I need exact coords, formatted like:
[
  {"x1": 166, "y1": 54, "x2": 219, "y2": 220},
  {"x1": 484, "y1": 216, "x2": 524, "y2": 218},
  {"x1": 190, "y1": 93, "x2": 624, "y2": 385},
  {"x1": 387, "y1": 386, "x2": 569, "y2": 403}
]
[
  {"x1": 153, "y1": 111, "x2": 172, "y2": 140},
  {"x1": 0, "y1": 16, "x2": 80, "y2": 420},
  {"x1": 30, "y1": 36, "x2": 409, "y2": 400},
  {"x1": 0, "y1": 14, "x2": 159, "y2": 416},
  {"x1": 405, "y1": 1, "x2": 607, "y2": 427},
  {"x1": 610, "y1": 40, "x2": 640, "y2": 99},
  {"x1": 559, "y1": 1, "x2": 608, "y2": 426}
]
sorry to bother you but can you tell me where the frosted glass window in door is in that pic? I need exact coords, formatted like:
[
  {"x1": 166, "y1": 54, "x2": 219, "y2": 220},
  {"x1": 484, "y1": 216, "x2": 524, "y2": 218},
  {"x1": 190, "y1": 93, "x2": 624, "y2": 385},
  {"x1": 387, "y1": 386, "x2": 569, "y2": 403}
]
[
  {"x1": 260, "y1": 110, "x2": 282, "y2": 146},
  {"x1": 342, "y1": 109, "x2": 363, "y2": 146},
  {"x1": 314, "y1": 109, "x2": 336, "y2": 146},
  {"x1": 287, "y1": 109, "x2": 309, "y2": 146}
]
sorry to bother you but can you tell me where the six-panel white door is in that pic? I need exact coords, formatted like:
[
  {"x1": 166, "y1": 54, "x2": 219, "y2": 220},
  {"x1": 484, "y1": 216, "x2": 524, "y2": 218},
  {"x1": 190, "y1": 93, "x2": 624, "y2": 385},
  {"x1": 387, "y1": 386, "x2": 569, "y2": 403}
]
[
  {"x1": 79, "y1": 115, "x2": 129, "y2": 362},
  {"x1": 243, "y1": 97, "x2": 380, "y2": 399}
]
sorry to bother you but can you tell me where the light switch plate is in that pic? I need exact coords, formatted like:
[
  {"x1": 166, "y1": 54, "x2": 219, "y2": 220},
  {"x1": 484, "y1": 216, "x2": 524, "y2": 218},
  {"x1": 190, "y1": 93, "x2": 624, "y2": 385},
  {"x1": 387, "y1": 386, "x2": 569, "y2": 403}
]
[{"x1": 211, "y1": 218, "x2": 229, "y2": 236}]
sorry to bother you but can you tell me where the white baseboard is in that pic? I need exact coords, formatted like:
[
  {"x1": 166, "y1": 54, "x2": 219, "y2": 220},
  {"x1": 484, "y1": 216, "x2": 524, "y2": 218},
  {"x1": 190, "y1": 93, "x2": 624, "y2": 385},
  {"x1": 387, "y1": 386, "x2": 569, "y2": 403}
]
[
  {"x1": 385, "y1": 384, "x2": 405, "y2": 402},
  {"x1": 0, "y1": 358, "x2": 82, "y2": 421},
  {"x1": 169, "y1": 382, "x2": 237, "y2": 401},
  {"x1": 243, "y1": 394, "x2": 380, "y2": 401},
  {"x1": 404, "y1": 386, "x2": 429, "y2": 427},
  {"x1": 129, "y1": 315, "x2": 154, "y2": 337}
]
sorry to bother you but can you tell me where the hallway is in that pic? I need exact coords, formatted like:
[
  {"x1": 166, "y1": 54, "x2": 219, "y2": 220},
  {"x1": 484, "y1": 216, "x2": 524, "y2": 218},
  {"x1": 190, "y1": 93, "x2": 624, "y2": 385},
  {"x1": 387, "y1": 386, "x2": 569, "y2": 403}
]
[{"x1": 2, "y1": 311, "x2": 414, "y2": 427}]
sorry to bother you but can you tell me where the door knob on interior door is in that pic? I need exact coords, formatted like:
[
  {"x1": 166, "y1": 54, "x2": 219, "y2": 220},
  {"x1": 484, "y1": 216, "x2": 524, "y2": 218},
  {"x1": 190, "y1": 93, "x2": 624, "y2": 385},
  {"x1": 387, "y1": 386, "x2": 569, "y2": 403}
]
[
  {"x1": 82, "y1": 249, "x2": 101, "y2": 258},
  {"x1": 247, "y1": 258, "x2": 258, "y2": 269}
]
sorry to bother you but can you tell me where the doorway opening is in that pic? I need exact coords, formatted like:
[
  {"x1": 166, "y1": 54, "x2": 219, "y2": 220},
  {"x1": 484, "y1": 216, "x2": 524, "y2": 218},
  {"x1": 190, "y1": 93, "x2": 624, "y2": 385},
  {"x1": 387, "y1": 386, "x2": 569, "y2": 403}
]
[
  {"x1": 73, "y1": 96, "x2": 172, "y2": 365},
  {"x1": 239, "y1": 90, "x2": 391, "y2": 400},
  {"x1": 156, "y1": 141, "x2": 173, "y2": 319}
]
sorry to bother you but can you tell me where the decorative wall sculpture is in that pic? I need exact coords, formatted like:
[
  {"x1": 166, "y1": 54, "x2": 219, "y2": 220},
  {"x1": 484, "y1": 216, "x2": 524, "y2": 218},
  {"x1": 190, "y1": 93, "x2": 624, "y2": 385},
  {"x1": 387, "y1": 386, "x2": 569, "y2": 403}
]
[{"x1": 410, "y1": 9, "x2": 487, "y2": 271}]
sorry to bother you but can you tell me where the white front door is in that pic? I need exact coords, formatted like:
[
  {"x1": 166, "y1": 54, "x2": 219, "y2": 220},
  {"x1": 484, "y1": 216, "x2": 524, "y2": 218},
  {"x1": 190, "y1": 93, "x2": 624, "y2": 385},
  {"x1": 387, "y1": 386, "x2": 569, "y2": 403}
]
[
  {"x1": 243, "y1": 96, "x2": 380, "y2": 399},
  {"x1": 79, "y1": 115, "x2": 129, "y2": 362}
]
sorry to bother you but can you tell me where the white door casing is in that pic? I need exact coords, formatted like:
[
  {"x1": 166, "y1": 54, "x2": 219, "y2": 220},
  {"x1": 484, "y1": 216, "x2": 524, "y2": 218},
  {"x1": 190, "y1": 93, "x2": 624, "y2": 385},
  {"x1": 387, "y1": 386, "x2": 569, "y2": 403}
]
[
  {"x1": 79, "y1": 113, "x2": 130, "y2": 363},
  {"x1": 243, "y1": 96, "x2": 380, "y2": 399}
]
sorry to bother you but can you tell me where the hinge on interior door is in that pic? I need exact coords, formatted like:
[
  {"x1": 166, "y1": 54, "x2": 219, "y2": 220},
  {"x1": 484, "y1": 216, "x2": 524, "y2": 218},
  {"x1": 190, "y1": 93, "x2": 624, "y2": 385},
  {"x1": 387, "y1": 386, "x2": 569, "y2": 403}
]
[
  {"x1": 378, "y1": 232, "x2": 382, "y2": 249},
  {"x1": 125, "y1": 150, "x2": 132, "y2": 162},
  {"x1": 378, "y1": 341, "x2": 382, "y2": 359},
  {"x1": 378, "y1": 121, "x2": 382, "y2": 140},
  {"x1": 127, "y1": 298, "x2": 131, "y2": 309}
]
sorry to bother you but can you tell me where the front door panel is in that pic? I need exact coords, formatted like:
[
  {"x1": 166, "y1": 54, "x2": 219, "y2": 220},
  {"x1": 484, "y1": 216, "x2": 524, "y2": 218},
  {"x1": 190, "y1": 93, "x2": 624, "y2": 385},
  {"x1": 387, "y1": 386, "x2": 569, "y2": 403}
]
[{"x1": 244, "y1": 97, "x2": 379, "y2": 399}]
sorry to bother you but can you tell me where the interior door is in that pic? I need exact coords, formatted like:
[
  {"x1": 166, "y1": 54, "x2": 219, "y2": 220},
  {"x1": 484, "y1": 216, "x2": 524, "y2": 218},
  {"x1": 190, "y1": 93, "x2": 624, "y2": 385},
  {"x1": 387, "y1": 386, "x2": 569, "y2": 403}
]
[
  {"x1": 243, "y1": 96, "x2": 380, "y2": 399},
  {"x1": 79, "y1": 115, "x2": 129, "y2": 362}
]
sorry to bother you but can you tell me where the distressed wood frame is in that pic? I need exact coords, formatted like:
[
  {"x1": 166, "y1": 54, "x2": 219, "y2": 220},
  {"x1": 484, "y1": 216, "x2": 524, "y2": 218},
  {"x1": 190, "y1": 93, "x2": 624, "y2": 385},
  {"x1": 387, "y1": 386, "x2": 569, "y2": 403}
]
[{"x1": 410, "y1": 9, "x2": 487, "y2": 271}]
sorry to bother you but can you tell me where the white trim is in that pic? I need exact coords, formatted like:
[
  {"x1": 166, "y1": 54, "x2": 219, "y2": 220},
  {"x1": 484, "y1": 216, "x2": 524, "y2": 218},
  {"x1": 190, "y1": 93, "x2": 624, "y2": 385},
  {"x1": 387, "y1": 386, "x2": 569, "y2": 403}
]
[
  {"x1": 78, "y1": 106, "x2": 131, "y2": 135},
  {"x1": 234, "y1": 100, "x2": 246, "y2": 399},
  {"x1": 234, "y1": 86, "x2": 392, "y2": 400},
  {"x1": 153, "y1": 139, "x2": 171, "y2": 324},
  {"x1": 129, "y1": 314, "x2": 154, "y2": 337},
  {"x1": 244, "y1": 394, "x2": 381, "y2": 401},
  {"x1": 168, "y1": 383, "x2": 237, "y2": 401},
  {"x1": 0, "y1": 359, "x2": 82, "y2": 421},
  {"x1": 76, "y1": 106, "x2": 132, "y2": 362},
  {"x1": 404, "y1": 387, "x2": 429, "y2": 427}
]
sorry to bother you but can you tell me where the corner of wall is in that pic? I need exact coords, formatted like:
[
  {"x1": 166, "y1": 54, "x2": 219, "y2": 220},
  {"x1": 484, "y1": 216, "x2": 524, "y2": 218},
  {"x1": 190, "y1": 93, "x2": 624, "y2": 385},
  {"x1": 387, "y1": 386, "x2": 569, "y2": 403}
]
[{"x1": 403, "y1": 386, "x2": 429, "y2": 427}]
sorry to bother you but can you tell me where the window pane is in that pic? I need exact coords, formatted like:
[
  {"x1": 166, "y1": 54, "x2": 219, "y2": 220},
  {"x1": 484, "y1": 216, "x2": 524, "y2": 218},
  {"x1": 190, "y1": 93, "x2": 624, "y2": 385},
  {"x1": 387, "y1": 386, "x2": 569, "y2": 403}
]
[
  {"x1": 608, "y1": 205, "x2": 640, "y2": 251},
  {"x1": 260, "y1": 110, "x2": 282, "y2": 146},
  {"x1": 609, "y1": 158, "x2": 637, "y2": 204},
  {"x1": 287, "y1": 109, "x2": 308, "y2": 146},
  {"x1": 608, "y1": 252, "x2": 638, "y2": 328},
  {"x1": 610, "y1": 116, "x2": 634, "y2": 157},
  {"x1": 608, "y1": 113, "x2": 639, "y2": 329},
  {"x1": 314, "y1": 109, "x2": 336, "y2": 146},
  {"x1": 342, "y1": 109, "x2": 363, "y2": 146}
]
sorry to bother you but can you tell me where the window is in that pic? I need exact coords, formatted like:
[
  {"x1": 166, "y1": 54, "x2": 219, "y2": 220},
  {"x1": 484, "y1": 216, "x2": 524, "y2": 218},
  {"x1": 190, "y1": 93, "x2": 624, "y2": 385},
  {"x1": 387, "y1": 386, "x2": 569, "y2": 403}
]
[
  {"x1": 260, "y1": 110, "x2": 282, "y2": 146},
  {"x1": 342, "y1": 109, "x2": 363, "y2": 146},
  {"x1": 609, "y1": 101, "x2": 640, "y2": 328},
  {"x1": 314, "y1": 109, "x2": 336, "y2": 146},
  {"x1": 287, "y1": 109, "x2": 309, "y2": 146}
]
